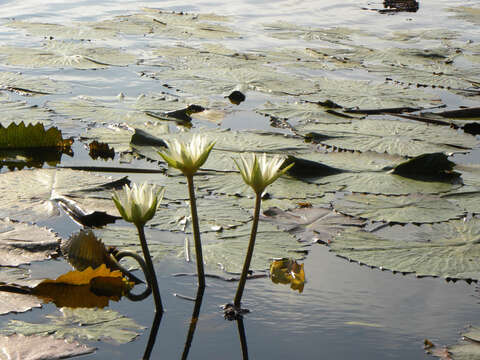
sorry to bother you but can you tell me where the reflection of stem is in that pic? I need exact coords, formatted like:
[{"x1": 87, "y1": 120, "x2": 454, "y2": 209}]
[
  {"x1": 237, "y1": 318, "x2": 249, "y2": 360},
  {"x1": 143, "y1": 311, "x2": 163, "y2": 360},
  {"x1": 234, "y1": 192, "x2": 262, "y2": 308},
  {"x1": 186, "y1": 174, "x2": 205, "y2": 289},
  {"x1": 136, "y1": 224, "x2": 163, "y2": 313},
  {"x1": 181, "y1": 286, "x2": 205, "y2": 360}
]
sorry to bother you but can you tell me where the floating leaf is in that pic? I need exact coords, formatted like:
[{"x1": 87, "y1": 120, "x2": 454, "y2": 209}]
[
  {"x1": 2, "y1": 307, "x2": 144, "y2": 344},
  {"x1": 0, "y1": 219, "x2": 60, "y2": 266},
  {"x1": 449, "y1": 6, "x2": 480, "y2": 25},
  {"x1": 264, "y1": 21, "x2": 360, "y2": 43},
  {"x1": 0, "y1": 334, "x2": 95, "y2": 360},
  {"x1": 0, "y1": 71, "x2": 68, "y2": 95},
  {"x1": 333, "y1": 193, "x2": 464, "y2": 223},
  {"x1": 0, "y1": 41, "x2": 136, "y2": 69},
  {"x1": 30, "y1": 264, "x2": 132, "y2": 308},
  {"x1": 0, "y1": 122, "x2": 72, "y2": 150},
  {"x1": 262, "y1": 206, "x2": 365, "y2": 244},
  {"x1": 301, "y1": 77, "x2": 441, "y2": 109},
  {"x1": 88, "y1": 141, "x2": 115, "y2": 161},
  {"x1": 329, "y1": 218, "x2": 480, "y2": 280},
  {"x1": 437, "y1": 326, "x2": 480, "y2": 360},
  {"x1": 0, "y1": 292, "x2": 42, "y2": 316},
  {"x1": 198, "y1": 221, "x2": 308, "y2": 273},
  {"x1": 4, "y1": 20, "x2": 117, "y2": 40},
  {"x1": 0, "y1": 99, "x2": 53, "y2": 126},
  {"x1": 441, "y1": 190, "x2": 480, "y2": 215},
  {"x1": 270, "y1": 258, "x2": 306, "y2": 293},
  {"x1": 0, "y1": 168, "x2": 122, "y2": 222},
  {"x1": 256, "y1": 101, "x2": 354, "y2": 125},
  {"x1": 297, "y1": 119, "x2": 477, "y2": 157}
]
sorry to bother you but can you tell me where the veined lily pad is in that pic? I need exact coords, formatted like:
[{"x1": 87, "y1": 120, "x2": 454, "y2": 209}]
[
  {"x1": 301, "y1": 77, "x2": 442, "y2": 109},
  {"x1": 262, "y1": 206, "x2": 365, "y2": 244},
  {"x1": 0, "y1": 100, "x2": 53, "y2": 126},
  {"x1": 329, "y1": 218, "x2": 480, "y2": 280},
  {"x1": 0, "y1": 334, "x2": 95, "y2": 360},
  {"x1": 94, "y1": 10, "x2": 239, "y2": 39},
  {"x1": 2, "y1": 307, "x2": 144, "y2": 344},
  {"x1": 0, "y1": 41, "x2": 136, "y2": 69},
  {"x1": 256, "y1": 101, "x2": 354, "y2": 125},
  {"x1": 0, "y1": 168, "x2": 122, "y2": 222},
  {"x1": 4, "y1": 20, "x2": 117, "y2": 40},
  {"x1": 333, "y1": 193, "x2": 465, "y2": 223},
  {"x1": 433, "y1": 326, "x2": 480, "y2": 359},
  {"x1": 385, "y1": 28, "x2": 460, "y2": 42},
  {"x1": 197, "y1": 221, "x2": 308, "y2": 273},
  {"x1": 0, "y1": 219, "x2": 60, "y2": 267},
  {"x1": 441, "y1": 190, "x2": 480, "y2": 214},
  {"x1": 0, "y1": 291, "x2": 42, "y2": 316},
  {"x1": 297, "y1": 118, "x2": 477, "y2": 157},
  {"x1": 0, "y1": 71, "x2": 68, "y2": 95}
]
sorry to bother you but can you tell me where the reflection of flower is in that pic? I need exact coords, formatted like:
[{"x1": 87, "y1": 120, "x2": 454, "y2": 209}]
[
  {"x1": 112, "y1": 183, "x2": 164, "y2": 227},
  {"x1": 235, "y1": 153, "x2": 293, "y2": 194},
  {"x1": 270, "y1": 258, "x2": 305, "y2": 293},
  {"x1": 158, "y1": 135, "x2": 215, "y2": 176}
]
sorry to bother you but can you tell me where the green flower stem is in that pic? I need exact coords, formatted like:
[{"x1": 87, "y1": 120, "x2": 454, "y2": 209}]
[
  {"x1": 234, "y1": 191, "x2": 262, "y2": 308},
  {"x1": 136, "y1": 224, "x2": 163, "y2": 313},
  {"x1": 187, "y1": 174, "x2": 206, "y2": 289}
]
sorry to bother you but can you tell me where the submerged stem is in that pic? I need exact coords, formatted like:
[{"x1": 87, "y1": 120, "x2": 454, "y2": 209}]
[
  {"x1": 187, "y1": 174, "x2": 206, "y2": 289},
  {"x1": 233, "y1": 192, "x2": 262, "y2": 308},
  {"x1": 136, "y1": 224, "x2": 163, "y2": 313}
]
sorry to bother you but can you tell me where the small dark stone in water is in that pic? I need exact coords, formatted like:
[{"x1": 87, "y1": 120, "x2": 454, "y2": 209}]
[{"x1": 227, "y1": 90, "x2": 246, "y2": 105}]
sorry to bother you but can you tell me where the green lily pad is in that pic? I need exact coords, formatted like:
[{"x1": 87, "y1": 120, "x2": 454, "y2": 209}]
[
  {"x1": 4, "y1": 20, "x2": 117, "y2": 40},
  {"x1": 385, "y1": 28, "x2": 460, "y2": 42},
  {"x1": 256, "y1": 101, "x2": 355, "y2": 125},
  {"x1": 441, "y1": 326, "x2": 480, "y2": 360},
  {"x1": 0, "y1": 71, "x2": 68, "y2": 95},
  {"x1": 197, "y1": 221, "x2": 308, "y2": 273},
  {"x1": 301, "y1": 77, "x2": 442, "y2": 109},
  {"x1": 329, "y1": 218, "x2": 480, "y2": 280},
  {"x1": 0, "y1": 334, "x2": 95, "y2": 359},
  {"x1": 441, "y1": 190, "x2": 480, "y2": 214},
  {"x1": 0, "y1": 219, "x2": 60, "y2": 267},
  {"x1": 0, "y1": 100, "x2": 53, "y2": 126},
  {"x1": 0, "y1": 168, "x2": 122, "y2": 222},
  {"x1": 0, "y1": 292, "x2": 42, "y2": 316},
  {"x1": 297, "y1": 118, "x2": 477, "y2": 157},
  {"x1": 262, "y1": 206, "x2": 365, "y2": 244},
  {"x1": 151, "y1": 197, "x2": 252, "y2": 233},
  {"x1": 333, "y1": 193, "x2": 465, "y2": 223},
  {"x1": 2, "y1": 308, "x2": 144, "y2": 344},
  {"x1": 0, "y1": 122, "x2": 72, "y2": 150},
  {"x1": 94, "y1": 10, "x2": 239, "y2": 39},
  {"x1": 0, "y1": 41, "x2": 136, "y2": 69}
]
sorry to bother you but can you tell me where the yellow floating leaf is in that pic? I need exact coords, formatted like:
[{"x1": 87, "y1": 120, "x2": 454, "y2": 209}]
[
  {"x1": 270, "y1": 258, "x2": 306, "y2": 293},
  {"x1": 40, "y1": 264, "x2": 124, "y2": 286}
]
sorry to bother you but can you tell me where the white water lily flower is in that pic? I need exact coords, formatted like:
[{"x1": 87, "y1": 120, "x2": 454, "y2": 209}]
[
  {"x1": 158, "y1": 134, "x2": 215, "y2": 176},
  {"x1": 234, "y1": 153, "x2": 293, "y2": 194},
  {"x1": 112, "y1": 182, "x2": 164, "y2": 226}
]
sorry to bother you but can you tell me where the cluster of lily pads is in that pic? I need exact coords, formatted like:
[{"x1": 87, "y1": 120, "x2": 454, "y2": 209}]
[{"x1": 0, "y1": 4, "x2": 479, "y2": 359}]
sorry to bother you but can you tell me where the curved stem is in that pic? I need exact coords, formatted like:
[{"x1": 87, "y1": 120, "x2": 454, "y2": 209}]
[
  {"x1": 186, "y1": 175, "x2": 205, "y2": 289},
  {"x1": 233, "y1": 192, "x2": 262, "y2": 308},
  {"x1": 136, "y1": 224, "x2": 163, "y2": 313},
  {"x1": 114, "y1": 250, "x2": 152, "y2": 301}
]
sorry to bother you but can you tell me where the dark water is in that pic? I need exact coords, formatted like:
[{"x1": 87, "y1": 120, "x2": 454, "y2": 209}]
[{"x1": 0, "y1": 0, "x2": 479, "y2": 359}]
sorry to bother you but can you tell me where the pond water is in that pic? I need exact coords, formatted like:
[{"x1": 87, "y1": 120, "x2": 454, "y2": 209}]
[{"x1": 0, "y1": 0, "x2": 479, "y2": 359}]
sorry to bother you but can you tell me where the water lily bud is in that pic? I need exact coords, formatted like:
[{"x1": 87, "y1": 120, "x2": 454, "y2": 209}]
[
  {"x1": 158, "y1": 134, "x2": 215, "y2": 176},
  {"x1": 112, "y1": 183, "x2": 164, "y2": 227}
]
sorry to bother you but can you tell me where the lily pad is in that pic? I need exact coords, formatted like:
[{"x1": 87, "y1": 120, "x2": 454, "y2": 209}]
[
  {"x1": 0, "y1": 71, "x2": 68, "y2": 95},
  {"x1": 333, "y1": 193, "x2": 465, "y2": 223},
  {"x1": 2, "y1": 307, "x2": 144, "y2": 344},
  {"x1": 441, "y1": 190, "x2": 480, "y2": 214},
  {"x1": 329, "y1": 218, "x2": 480, "y2": 280},
  {"x1": 438, "y1": 326, "x2": 480, "y2": 360},
  {"x1": 0, "y1": 168, "x2": 122, "y2": 222},
  {"x1": 0, "y1": 41, "x2": 136, "y2": 69},
  {"x1": 256, "y1": 101, "x2": 354, "y2": 125},
  {"x1": 4, "y1": 20, "x2": 116, "y2": 40},
  {"x1": 0, "y1": 292, "x2": 42, "y2": 316},
  {"x1": 262, "y1": 206, "x2": 365, "y2": 244},
  {"x1": 198, "y1": 221, "x2": 308, "y2": 273},
  {"x1": 0, "y1": 334, "x2": 95, "y2": 360},
  {"x1": 0, "y1": 219, "x2": 60, "y2": 266},
  {"x1": 94, "y1": 10, "x2": 239, "y2": 39},
  {"x1": 0, "y1": 122, "x2": 72, "y2": 150},
  {"x1": 301, "y1": 77, "x2": 442, "y2": 109},
  {"x1": 449, "y1": 6, "x2": 480, "y2": 25},
  {"x1": 0, "y1": 100, "x2": 53, "y2": 127},
  {"x1": 297, "y1": 118, "x2": 478, "y2": 157}
]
